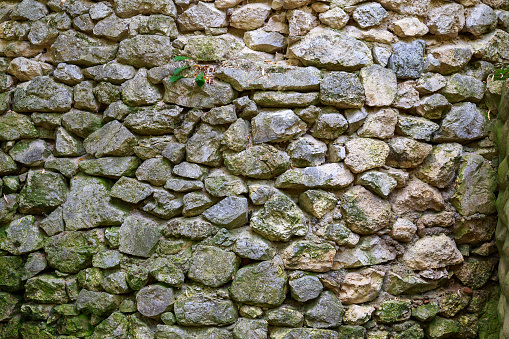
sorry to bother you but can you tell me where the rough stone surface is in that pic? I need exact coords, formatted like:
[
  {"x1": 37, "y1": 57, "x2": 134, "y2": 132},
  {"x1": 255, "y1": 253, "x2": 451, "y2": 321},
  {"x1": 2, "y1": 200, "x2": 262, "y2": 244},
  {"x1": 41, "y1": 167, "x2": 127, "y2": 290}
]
[
  {"x1": 0, "y1": 2, "x2": 503, "y2": 337},
  {"x1": 250, "y1": 193, "x2": 307, "y2": 242},
  {"x1": 289, "y1": 27, "x2": 373, "y2": 71},
  {"x1": 402, "y1": 235, "x2": 464, "y2": 270}
]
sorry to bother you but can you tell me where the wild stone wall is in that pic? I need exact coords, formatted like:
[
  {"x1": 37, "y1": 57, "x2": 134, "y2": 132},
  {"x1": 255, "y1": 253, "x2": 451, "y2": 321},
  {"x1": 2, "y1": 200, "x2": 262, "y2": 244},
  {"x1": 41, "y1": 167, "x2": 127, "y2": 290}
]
[
  {"x1": 496, "y1": 80, "x2": 509, "y2": 338},
  {"x1": 0, "y1": 0, "x2": 508, "y2": 338}
]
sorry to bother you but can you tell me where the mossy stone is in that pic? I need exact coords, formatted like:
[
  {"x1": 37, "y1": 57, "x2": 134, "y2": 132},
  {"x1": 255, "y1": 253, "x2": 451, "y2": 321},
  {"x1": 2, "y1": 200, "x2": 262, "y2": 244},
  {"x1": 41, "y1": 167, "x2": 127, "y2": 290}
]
[
  {"x1": 376, "y1": 300, "x2": 412, "y2": 323},
  {"x1": 57, "y1": 315, "x2": 94, "y2": 337},
  {"x1": 44, "y1": 231, "x2": 101, "y2": 273},
  {"x1": 412, "y1": 302, "x2": 439, "y2": 322},
  {"x1": 230, "y1": 260, "x2": 287, "y2": 307},
  {"x1": 25, "y1": 274, "x2": 69, "y2": 304},
  {"x1": 427, "y1": 317, "x2": 459, "y2": 339},
  {"x1": 19, "y1": 170, "x2": 67, "y2": 214}
]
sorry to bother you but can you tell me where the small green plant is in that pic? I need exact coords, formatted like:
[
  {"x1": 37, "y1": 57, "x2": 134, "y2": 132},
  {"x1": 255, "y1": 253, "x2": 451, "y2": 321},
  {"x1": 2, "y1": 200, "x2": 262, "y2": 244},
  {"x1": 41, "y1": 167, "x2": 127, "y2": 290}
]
[
  {"x1": 492, "y1": 67, "x2": 509, "y2": 81},
  {"x1": 168, "y1": 56, "x2": 206, "y2": 87}
]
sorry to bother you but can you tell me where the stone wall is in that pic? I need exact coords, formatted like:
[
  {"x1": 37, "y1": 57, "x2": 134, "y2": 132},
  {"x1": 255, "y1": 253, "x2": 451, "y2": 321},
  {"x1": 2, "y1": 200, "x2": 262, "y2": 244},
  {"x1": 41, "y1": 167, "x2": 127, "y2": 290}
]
[
  {"x1": 496, "y1": 79, "x2": 509, "y2": 338},
  {"x1": 0, "y1": 0, "x2": 508, "y2": 338}
]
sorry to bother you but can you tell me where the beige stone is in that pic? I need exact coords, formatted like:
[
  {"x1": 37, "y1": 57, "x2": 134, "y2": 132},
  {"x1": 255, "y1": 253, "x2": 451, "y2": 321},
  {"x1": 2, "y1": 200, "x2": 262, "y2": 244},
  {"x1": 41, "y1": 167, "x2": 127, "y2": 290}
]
[
  {"x1": 391, "y1": 17, "x2": 428, "y2": 37},
  {"x1": 338, "y1": 268, "x2": 385, "y2": 304},
  {"x1": 230, "y1": 3, "x2": 272, "y2": 30}
]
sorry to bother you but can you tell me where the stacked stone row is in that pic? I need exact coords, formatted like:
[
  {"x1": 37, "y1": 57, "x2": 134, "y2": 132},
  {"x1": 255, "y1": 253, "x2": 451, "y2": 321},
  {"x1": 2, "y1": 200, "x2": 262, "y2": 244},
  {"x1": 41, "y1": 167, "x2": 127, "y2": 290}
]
[{"x1": 0, "y1": 0, "x2": 508, "y2": 338}]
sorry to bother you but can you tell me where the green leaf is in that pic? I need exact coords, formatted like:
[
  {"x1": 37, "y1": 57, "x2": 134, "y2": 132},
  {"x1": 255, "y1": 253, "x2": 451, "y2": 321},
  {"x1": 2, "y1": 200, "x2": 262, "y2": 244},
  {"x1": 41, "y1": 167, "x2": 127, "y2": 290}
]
[
  {"x1": 168, "y1": 75, "x2": 184, "y2": 83},
  {"x1": 493, "y1": 68, "x2": 509, "y2": 80},
  {"x1": 174, "y1": 56, "x2": 191, "y2": 61},
  {"x1": 195, "y1": 71, "x2": 205, "y2": 87},
  {"x1": 174, "y1": 65, "x2": 190, "y2": 76}
]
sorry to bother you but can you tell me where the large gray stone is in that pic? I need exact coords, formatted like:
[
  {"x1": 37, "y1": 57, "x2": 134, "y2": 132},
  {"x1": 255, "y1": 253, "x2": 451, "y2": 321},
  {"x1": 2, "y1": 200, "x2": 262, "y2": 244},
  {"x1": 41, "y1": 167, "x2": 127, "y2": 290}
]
[
  {"x1": 386, "y1": 137, "x2": 432, "y2": 169},
  {"x1": 396, "y1": 115, "x2": 440, "y2": 142},
  {"x1": 202, "y1": 196, "x2": 248, "y2": 229},
  {"x1": 51, "y1": 30, "x2": 118, "y2": 66},
  {"x1": 305, "y1": 291, "x2": 344, "y2": 328},
  {"x1": 76, "y1": 290, "x2": 121, "y2": 316},
  {"x1": 250, "y1": 193, "x2": 307, "y2": 242},
  {"x1": 11, "y1": 0, "x2": 48, "y2": 20},
  {"x1": 233, "y1": 227, "x2": 277, "y2": 260},
  {"x1": 44, "y1": 230, "x2": 101, "y2": 273},
  {"x1": 204, "y1": 169, "x2": 248, "y2": 197},
  {"x1": 84, "y1": 62, "x2": 136, "y2": 84},
  {"x1": 84, "y1": 120, "x2": 137, "y2": 158},
  {"x1": 320, "y1": 72, "x2": 364, "y2": 108},
  {"x1": 427, "y1": 3, "x2": 465, "y2": 37},
  {"x1": 388, "y1": 40, "x2": 425, "y2": 79},
  {"x1": 333, "y1": 235, "x2": 396, "y2": 269},
  {"x1": 136, "y1": 284, "x2": 174, "y2": 317},
  {"x1": 287, "y1": 135, "x2": 327, "y2": 167},
  {"x1": 289, "y1": 274, "x2": 323, "y2": 302},
  {"x1": 253, "y1": 91, "x2": 319, "y2": 108},
  {"x1": 12, "y1": 76, "x2": 72, "y2": 112},
  {"x1": 451, "y1": 153, "x2": 496, "y2": 216},
  {"x1": 142, "y1": 189, "x2": 183, "y2": 219},
  {"x1": 62, "y1": 110, "x2": 103, "y2": 138},
  {"x1": 231, "y1": 260, "x2": 287, "y2": 307},
  {"x1": 78, "y1": 156, "x2": 141, "y2": 178},
  {"x1": 174, "y1": 292, "x2": 237, "y2": 326},
  {"x1": 186, "y1": 124, "x2": 224, "y2": 166},
  {"x1": 442, "y1": 74, "x2": 485, "y2": 103},
  {"x1": 0, "y1": 112, "x2": 38, "y2": 141},
  {"x1": 177, "y1": 2, "x2": 227, "y2": 31},
  {"x1": 341, "y1": 185, "x2": 392, "y2": 235},
  {"x1": 252, "y1": 109, "x2": 306, "y2": 143},
  {"x1": 230, "y1": 3, "x2": 271, "y2": 30},
  {"x1": 111, "y1": 177, "x2": 153, "y2": 204},
  {"x1": 9, "y1": 139, "x2": 51, "y2": 167},
  {"x1": 166, "y1": 217, "x2": 217, "y2": 240},
  {"x1": 224, "y1": 144, "x2": 290, "y2": 179},
  {"x1": 119, "y1": 213, "x2": 161, "y2": 258},
  {"x1": 115, "y1": 0, "x2": 176, "y2": 18},
  {"x1": 426, "y1": 44, "x2": 474, "y2": 75},
  {"x1": 0, "y1": 216, "x2": 46, "y2": 256},
  {"x1": 433, "y1": 102, "x2": 488, "y2": 142},
  {"x1": 464, "y1": 4, "x2": 497, "y2": 36},
  {"x1": 415, "y1": 143, "x2": 463, "y2": 188},
  {"x1": 244, "y1": 29, "x2": 286, "y2": 53},
  {"x1": 289, "y1": 27, "x2": 372, "y2": 71},
  {"x1": 54, "y1": 127, "x2": 85, "y2": 157},
  {"x1": 187, "y1": 245, "x2": 240, "y2": 287},
  {"x1": 352, "y1": 2, "x2": 388, "y2": 28},
  {"x1": 18, "y1": 170, "x2": 67, "y2": 214},
  {"x1": 117, "y1": 35, "x2": 173, "y2": 68},
  {"x1": 163, "y1": 78, "x2": 236, "y2": 109},
  {"x1": 357, "y1": 108, "x2": 398, "y2": 139},
  {"x1": 389, "y1": 178, "x2": 444, "y2": 215},
  {"x1": 275, "y1": 163, "x2": 354, "y2": 189},
  {"x1": 471, "y1": 29, "x2": 509, "y2": 64},
  {"x1": 216, "y1": 60, "x2": 321, "y2": 91},
  {"x1": 402, "y1": 235, "x2": 463, "y2": 270},
  {"x1": 121, "y1": 68, "x2": 162, "y2": 106},
  {"x1": 124, "y1": 103, "x2": 183, "y2": 135},
  {"x1": 183, "y1": 34, "x2": 245, "y2": 62},
  {"x1": 311, "y1": 112, "x2": 348, "y2": 140},
  {"x1": 62, "y1": 174, "x2": 129, "y2": 231}
]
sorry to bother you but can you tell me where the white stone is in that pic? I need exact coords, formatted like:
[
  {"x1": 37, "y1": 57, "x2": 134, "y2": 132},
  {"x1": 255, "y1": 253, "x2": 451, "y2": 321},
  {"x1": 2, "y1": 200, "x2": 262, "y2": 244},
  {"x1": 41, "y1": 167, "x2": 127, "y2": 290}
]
[{"x1": 391, "y1": 17, "x2": 428, "y2": 37}]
